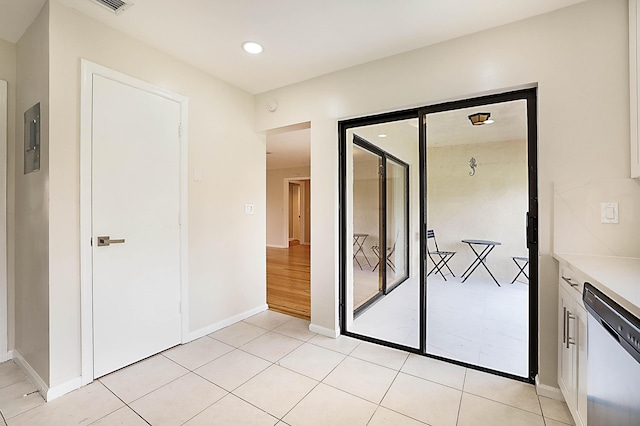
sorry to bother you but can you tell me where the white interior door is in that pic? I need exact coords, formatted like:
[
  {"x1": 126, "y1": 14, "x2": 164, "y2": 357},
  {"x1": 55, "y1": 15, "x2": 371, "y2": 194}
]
[{"x1": 92, "y1": 75, "x2": 182, "y2": 378}]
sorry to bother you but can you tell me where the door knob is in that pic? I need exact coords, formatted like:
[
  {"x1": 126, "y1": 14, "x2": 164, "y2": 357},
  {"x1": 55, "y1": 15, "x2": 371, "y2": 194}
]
[{"x1": 97, "y1": 236, "x2": 126, "y2": 247}]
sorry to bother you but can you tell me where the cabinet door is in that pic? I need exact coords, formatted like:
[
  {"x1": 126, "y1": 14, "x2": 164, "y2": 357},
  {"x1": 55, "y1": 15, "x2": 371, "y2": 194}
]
[
  {"x1": 575, "y1": 303, "x2": 588, "y2": 426},
  {"x1": 558, "y1": 285, "x2": 577, "y2": 411}
]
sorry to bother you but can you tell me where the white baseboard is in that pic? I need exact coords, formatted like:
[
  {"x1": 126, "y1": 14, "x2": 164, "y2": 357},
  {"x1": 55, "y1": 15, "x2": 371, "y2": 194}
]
[
  {"x1": 266, "y1": 244, "x2": 288, "y2": 249},
  {"x1": 47, "y1": 377, "x2": 82, "y2": 402},
  {"x1": 185, "y1": 304, "x2": 268, "y2": 342},
  {"x1": 309, "y1": 323, "x2": 339, "y2": 338},
  {"x1": 13, "y1": 350, "x2": 49, "y2": 400},
  {"x1": 535, "y1": 375, "x2": 564, "y2": 400},
  {"x1": 0, "y1": 349, "x2": 13, "y2": 363}
]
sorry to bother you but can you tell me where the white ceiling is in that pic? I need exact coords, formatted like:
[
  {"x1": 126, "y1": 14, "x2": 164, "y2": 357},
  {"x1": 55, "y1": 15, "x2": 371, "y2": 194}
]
[
  {"x1": 3, "y1": 0, "x2": 572, "y2": 170},
  {"x1": 427, "y1": 100, "x2": 527, "y2": 147},
  {"x1": 0, "y1": 0, "x2": 47, "y2": 43},
  {"x1": 2, "y1": 0, "x2": 585, "y2": 94},
  {"x1": 266, "y1": 128, "x2": 311, "y2": 171}
]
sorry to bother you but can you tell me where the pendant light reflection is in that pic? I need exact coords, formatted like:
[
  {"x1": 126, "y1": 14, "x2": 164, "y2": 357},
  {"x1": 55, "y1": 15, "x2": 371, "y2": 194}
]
[{"x1": 468, "y1": 112, "x2": 493, "y2": 126}]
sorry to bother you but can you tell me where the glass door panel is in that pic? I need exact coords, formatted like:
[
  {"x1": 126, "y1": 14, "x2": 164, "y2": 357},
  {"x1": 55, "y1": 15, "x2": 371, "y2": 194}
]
[
  {"x1": 385, "y1": 157, "x2": 408, "y2": 292},
  {"x1": 423, "y1": 100, "x2": 530, "y2": 378},
  {"x1": 343, "y1": 118, "x2": 419, "y2": 349},
  {"x1": 352, "y1": 144, "x2": 383, "y2": 313}
]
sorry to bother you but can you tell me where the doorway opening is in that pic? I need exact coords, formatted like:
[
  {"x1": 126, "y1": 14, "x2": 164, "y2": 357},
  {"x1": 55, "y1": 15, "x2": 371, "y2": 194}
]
[
  {"x1": 288, "y1": 180, "x2": 310, "y2": 247},
  {"x1": 266, "y1": 123, "x2": 311, "y2": 319},
  {"x1": 339, "y1": 88, "x2": 538, "y2": 383}
]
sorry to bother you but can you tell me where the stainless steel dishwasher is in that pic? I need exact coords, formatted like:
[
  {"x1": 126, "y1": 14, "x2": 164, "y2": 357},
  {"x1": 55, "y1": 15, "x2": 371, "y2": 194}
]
[{"x1": 583, "y1": 282, "x2": 640, "y2": 425}]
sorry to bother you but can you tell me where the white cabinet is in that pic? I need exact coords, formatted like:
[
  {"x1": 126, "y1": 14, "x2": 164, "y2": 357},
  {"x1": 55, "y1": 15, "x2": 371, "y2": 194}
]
[
  {"x1": 558, "y1": 284, "x2": 577, "y2": 409},
  {"x1": 630, "y1": 0, "x2": 640, "y2": 178},
  {"x1": 557, "y1": 266, "x2": 587, "y2": 426}
]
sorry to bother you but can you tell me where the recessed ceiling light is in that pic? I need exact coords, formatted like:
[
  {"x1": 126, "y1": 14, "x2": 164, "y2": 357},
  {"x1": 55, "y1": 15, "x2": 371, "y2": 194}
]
[
  {"x1": 484, "y1": 119, "x2": 495, "y2": 124},
  {"x1": 378, "y1": 133, "x2": 387, "y2": 138},
  {"x1": 242, "y1": 41, "x2": 263, "y2": 54}
]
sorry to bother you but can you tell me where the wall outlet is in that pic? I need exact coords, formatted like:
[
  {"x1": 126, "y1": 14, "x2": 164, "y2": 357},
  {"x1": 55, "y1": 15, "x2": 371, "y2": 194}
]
[
  {"x1": 600, "y1": 202, "x2": 619, "y2": 224},
  {"x1": 244, "y1": 203, "x2": 254, "y2": 215}
]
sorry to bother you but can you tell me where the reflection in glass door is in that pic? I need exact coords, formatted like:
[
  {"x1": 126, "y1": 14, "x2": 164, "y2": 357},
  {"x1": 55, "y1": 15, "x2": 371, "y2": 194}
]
[
  {"x1": 385, "y1": 157, "x2": 409, "y2": 293},
  {"x1": 352, "y1": 143, "x2": 383, "y2": 312},
  {"x1": 342, "y1": 118, "x2": 418, "y2": 348}
]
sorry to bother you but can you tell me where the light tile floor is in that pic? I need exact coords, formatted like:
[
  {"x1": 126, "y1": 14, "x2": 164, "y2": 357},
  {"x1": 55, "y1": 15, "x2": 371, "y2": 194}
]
[{"x1": 0, "y1": 310, "x2": 572, "y2": 425}]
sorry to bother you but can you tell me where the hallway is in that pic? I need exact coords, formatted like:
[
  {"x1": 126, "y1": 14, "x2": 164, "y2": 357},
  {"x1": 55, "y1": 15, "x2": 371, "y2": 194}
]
[{"x1": 266, "y1": 245, "x2": 310, "y2": 319}]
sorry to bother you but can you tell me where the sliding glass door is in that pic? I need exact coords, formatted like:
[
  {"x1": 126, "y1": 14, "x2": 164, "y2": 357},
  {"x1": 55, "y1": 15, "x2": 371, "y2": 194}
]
[
  {"x1": 339, "y1": 88, "x2": 538, "y2": 383},
  {"x1": 351, "y1": 142, "x2": 383, "y2": 313}
]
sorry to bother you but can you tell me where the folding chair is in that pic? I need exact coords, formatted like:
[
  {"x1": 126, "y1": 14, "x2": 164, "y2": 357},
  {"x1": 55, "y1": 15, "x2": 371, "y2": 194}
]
[
  {"x1": 427, "y1": 229, "x2": 456, "y2": 280},
  {"x1": 371, "y1": 232, "x2": 398, "y2": 273},
  {"x1": 511, "y1": 256, "x2": 529, "y2": 284}
]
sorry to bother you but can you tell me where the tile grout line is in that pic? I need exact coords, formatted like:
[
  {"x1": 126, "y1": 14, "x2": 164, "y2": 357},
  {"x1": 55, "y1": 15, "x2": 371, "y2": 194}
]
[
  {"x1": 365, "y1": 354, "x2": 407, "y2": 425},
  {"x1": 455, "y1": 368, "x2": 469, "y2": 425},
  {"x1": 98, "y1": 381, "x2": 151, "y2": 426}
]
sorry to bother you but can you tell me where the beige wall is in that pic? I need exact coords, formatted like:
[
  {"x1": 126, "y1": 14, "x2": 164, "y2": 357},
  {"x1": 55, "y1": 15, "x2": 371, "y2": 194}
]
[
  {"x1": 47, "y1": 0, "x2": 265, "y2": 388},
  {"x1": 14, "y1": 3, "x2": 50, "y2": 385},
  {"x1": 0, "y1": 38, "x2": 16, "y2": 355},
  {"x1": 266, "y1": 166, "x2": 310, "y2": 247},
  {"x1": 427, "y1": 140, "x2": 528, "y2": 281},
  {"x1": 254, "y1": 0, "x2": 629, "y2": 387}
]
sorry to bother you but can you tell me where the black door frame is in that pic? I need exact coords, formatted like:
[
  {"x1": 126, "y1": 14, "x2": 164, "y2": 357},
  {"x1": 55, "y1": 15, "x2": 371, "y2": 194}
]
[
  {"x1": 339, "y1": 87, "x2": 538, "y2": 384},
  {"x1": 351, "y1": 134, "x2": 410, "y2": 317}
]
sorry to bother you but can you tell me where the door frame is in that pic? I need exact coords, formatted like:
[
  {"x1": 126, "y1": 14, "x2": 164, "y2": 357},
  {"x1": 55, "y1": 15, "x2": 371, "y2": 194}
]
[
  {"x1": 339, "y1": 87, "x2": 538, "y2": 384},
  {"x1": 288, "y1": 182, "x2": 301, "y2": 242},
  {"x1": 0, "y1": 81, "x2": 7, "y2": 362},
  {"x1": 283, "y1": 176, "x2": 310, "y2": 246},
  {"x1": 79, "y1": 60, "x2": 189, "y2": 385}
]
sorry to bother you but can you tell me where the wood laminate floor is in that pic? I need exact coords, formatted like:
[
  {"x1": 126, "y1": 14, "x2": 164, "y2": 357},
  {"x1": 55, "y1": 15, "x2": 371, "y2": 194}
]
[{"x1": 266, "y1": 244, "x2": 310, "y2": 320}]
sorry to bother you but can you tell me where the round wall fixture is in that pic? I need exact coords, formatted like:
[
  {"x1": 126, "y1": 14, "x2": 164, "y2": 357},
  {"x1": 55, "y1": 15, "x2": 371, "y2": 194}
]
[{"x1": 268, "y1": 100, "x2": 278, "y2": 112}]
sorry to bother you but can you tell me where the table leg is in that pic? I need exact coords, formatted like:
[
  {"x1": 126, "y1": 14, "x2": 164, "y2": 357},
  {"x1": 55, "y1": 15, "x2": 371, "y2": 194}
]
[
  {"x1": 461, "y1": 245, "x2": 489, "y2": 281},
  {"x1": 462, "y1": 244, "x2": 501, "y2": 286}
]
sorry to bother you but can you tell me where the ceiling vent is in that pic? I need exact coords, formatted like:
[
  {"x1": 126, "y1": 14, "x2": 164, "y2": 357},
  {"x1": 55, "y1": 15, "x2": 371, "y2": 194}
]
[{"x1": 90, "y1": 0, "x2": 134, "y2": 15}]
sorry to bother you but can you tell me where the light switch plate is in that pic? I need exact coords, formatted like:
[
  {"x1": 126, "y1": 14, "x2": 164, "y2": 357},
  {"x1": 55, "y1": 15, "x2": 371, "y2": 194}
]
[
  {"x1": 600, "y1": 202, "x2": 619, "y2": 224},
  {"x1": 244, "y1": 203, "x2": 254, "y2": 215}
]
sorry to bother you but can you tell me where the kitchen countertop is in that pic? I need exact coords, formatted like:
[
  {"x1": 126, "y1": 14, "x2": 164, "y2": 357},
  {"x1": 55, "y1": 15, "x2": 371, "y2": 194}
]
[{"x1": 554, "y1": 253, "x2": 640, "y2": 319}]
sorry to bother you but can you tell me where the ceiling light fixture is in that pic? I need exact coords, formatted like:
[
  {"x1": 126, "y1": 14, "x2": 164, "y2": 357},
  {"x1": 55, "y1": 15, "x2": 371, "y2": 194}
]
[
  {"x1": 242, "y1": 41, "x2": 263, "y2": 54},
  {"x1": 378, "y1": 133, "x2": 387, "y2": 138},
  {"x1": 468, "y1": 112, "x2": 492, "y2": 126}
]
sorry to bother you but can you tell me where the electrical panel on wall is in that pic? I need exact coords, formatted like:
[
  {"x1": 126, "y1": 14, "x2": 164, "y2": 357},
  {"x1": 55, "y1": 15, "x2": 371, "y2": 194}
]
[{"x1": 24, "y1": 102, "x2": 40, "y2": 174}]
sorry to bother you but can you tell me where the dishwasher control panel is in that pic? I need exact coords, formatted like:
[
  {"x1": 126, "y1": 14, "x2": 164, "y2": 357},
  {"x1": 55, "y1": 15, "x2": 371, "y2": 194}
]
[{"x1": 583, "y1": 282, "x2": 640, "y2": 362}]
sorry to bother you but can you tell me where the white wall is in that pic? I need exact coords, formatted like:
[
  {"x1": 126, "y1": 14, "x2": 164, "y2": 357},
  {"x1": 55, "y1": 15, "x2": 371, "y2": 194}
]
[
  {"x1": 254, "y1": 0, "x2": 630, "y2": 388},
  {"x1": 0, "y1": 38, "x2": 16, "y2": 356},
  {"x1": 427, "y1": 140, "x2": 528, "y2": 281},
  {"x1": 14, "y1": 2, "x2": 50, "y2": 385},
  {"x1": 266, "y1": 166, "x2": 310, "y2": 247},
  {"x1": 46, "y1": 0, "x2": 265, "y2": 388}
]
